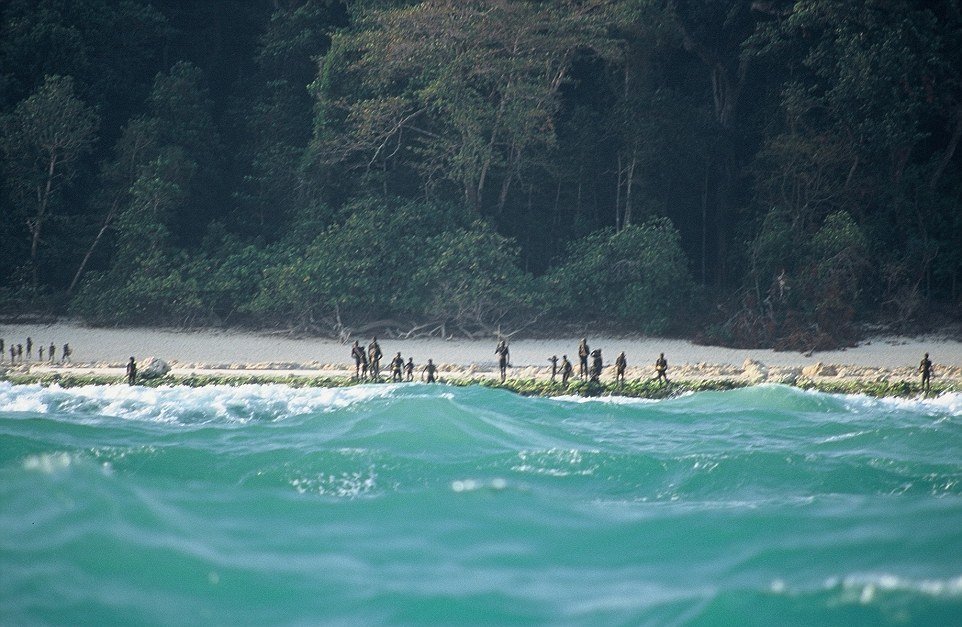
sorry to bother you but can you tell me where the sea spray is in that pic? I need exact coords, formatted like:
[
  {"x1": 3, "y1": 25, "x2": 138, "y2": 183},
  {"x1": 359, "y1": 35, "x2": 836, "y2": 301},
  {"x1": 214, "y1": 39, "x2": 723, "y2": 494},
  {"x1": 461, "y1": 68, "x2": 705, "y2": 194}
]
[{"x1": 2, "y1": 382, "x2": 961, "y2": 624}]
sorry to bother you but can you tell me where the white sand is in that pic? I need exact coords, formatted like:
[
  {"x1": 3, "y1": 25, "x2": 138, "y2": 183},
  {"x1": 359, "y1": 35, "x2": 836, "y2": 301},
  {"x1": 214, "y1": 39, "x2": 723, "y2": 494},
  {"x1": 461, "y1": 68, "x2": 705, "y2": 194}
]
[{"x1": 1, "y1": 322, "x2": 960, "y2": 379}]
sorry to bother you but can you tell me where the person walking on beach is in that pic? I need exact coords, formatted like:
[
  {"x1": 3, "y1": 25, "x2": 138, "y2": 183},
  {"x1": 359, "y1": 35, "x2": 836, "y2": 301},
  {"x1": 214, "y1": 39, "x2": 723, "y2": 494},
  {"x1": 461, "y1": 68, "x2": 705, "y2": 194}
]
[
  {"x1": 9, "y1": 345, "x2": 15, "y2": 363},
  {"x1": 368, "y1": 337, "x2": 382, "y2": 380},
  {"x1": 17, "y1": 344, "x2": 23, "y2": 363},
  {"x1": 495, "y1": 340, "x2": 510, "y2": 383},
  {"x1": 48, "y1": 343, "x2": 55, "y2": 363},
  {"x1": 654, "y1": 352, "x2": 669, "y2": 384},
  {"x1": 590, "y1": 348, "x2": 603, "y2": 382},
  {"x1": 578, "y1": 338, "x2": 590, "y2": 381},
  {"x1": 62, "y1": 344, "x2": 71, "y2": 364},
  {"x1": 26, "y1": 337, "x2": 32, "y2": 361},
  {"x1": 405, "y1": 357, "x2": 415, "y2": 382},
  {"x1": 615, "y1": 351, "x2": 627, "y2": 385},
  {"x1": 126, "y1": 357, "x2": 137, "y2": 386},
  {"x1": 561, "y1": 355, "x2": 573, "y2": 385},
  {"x1": 549, "y1": 355, "x2": 559, "y2": 382},
  {"x1": 390, "y1": 352, "x2": 404, "y2": 382},
  {"x1": 422, "y1": 359, "x2": 438, "y2": 383},
  {"x1": 919, "y1": 353, "x2": 933, "y2": 394},
  {"x1": 38, "y1": 346, "x2": 44, "y2": 362}
]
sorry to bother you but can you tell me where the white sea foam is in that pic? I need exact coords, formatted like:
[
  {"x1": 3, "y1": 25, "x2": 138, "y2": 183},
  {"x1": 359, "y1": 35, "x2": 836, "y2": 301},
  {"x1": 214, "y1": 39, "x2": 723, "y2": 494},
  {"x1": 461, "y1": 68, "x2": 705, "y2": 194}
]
[
  {"x1": 0, "y1": 381, "x2": 399, "y2": 424},
  {"x1": 839, "y1": 391, "x2": 962, "y2": 417},
  {"x1": 548, "y1": 394, "x2": 661, "y2": 406}
]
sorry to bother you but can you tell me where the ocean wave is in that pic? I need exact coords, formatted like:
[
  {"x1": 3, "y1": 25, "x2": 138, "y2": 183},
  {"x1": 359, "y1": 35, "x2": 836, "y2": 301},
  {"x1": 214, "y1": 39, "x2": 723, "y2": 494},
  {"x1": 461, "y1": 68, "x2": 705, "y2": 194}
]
[{"x1": 0, "y1": 381, "x2": 401, "y2": 425}]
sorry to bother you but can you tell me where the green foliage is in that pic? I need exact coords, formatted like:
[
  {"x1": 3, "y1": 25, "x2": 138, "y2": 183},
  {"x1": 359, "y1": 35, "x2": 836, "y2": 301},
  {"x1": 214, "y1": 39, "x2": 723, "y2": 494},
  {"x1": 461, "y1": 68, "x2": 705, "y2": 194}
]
[
  {"x1": 411, "y1": 224, "x2": 541, "y2": 331},
  {"x1": 545, "y1": 218, "x2": 695, "y2": 334},
  {"x1": 0, "y1": 74, "x2": 99, "y2": 287},
  {"x1": 1, "y1": 0, "x2": 961, "y2": 341}
]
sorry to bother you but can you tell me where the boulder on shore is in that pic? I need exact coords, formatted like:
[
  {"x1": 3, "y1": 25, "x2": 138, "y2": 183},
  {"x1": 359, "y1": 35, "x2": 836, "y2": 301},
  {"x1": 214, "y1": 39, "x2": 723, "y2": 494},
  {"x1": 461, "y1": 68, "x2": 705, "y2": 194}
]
[
  {"x1": 802, "y1": 362, "x2": 838, "y2": 378},
  {"x1": 139, "y1": 357, "x2": 170, "y2": 379},
  {"x1": 742, "y1": 359, "x2": 769, "y2": 383}
]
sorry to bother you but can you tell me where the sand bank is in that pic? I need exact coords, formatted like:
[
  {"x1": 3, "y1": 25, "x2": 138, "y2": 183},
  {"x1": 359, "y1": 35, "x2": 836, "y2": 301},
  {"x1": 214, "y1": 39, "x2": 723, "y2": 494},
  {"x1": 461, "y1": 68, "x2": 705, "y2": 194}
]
[{"x1": 1, "y1": 321, "x2": 960, "y2": 383}]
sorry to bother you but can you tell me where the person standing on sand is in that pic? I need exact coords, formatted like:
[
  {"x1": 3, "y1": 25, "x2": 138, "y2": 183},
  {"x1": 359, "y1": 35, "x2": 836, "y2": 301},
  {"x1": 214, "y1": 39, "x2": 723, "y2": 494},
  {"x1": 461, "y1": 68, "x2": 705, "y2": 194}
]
[
  {"x1": 38, "y1": 346, "x2": 44, "y2": 362},
  {"x1": 351, "y1": 341, "x2": 365, "y2": 379},
  {"x1": 919, "y1": 353, "x2": 933, "y2": 393},
  {"x1": 549, "y1": 355, "x2": 559, "y2": 382},
  {"x1": 391, "y1": 352, "x2": 404, "y2": 382},
  {"x1": 49, "y1": 343, "x2": 55, "y2": 363},
  {"x1": 9, "y1": 346, "x2": 15, "y2": 363},
  {"x1": 126, "y1": 357, "x2": 137, "y2": 386},
  {"x1": 17, "y1": 344, "x2": 23, "y2": 363},
  {"x1": 368, "y1": 337, "x2": 382, "y2": 380},
  {"x1": 62, "y1": 344, "x2": 71, "y2": 364},
  {"x1": 590, "y1": 348, "x2": 603, "y2": 382},
  {"x1": 0, "y1": 338, "x2": 4, "y2": 362},
  {"x1": 615, "y1": 351, "x2": 627, "y2": 385},
  {"x1": 495, "y1": 340, "x2": 510, "y2": 383},
  {"x1": 422, "y1": 359, "x2": 438, "y2": 383},
  {"x1": 578, "y1": 338, "x2": 590, "y2": 381},
  {"x1": 561, "y1": 355, "x2": 573, "y2": 385},
  {"x1": 405, "y1": 358, "x2": 415, "y2": 382},
  {"x1": 654, "y1": 352, "x2": 669, "y2": 384},
  {"x1": 26, "y1": 337, "x2": 32, "y2": 361}
]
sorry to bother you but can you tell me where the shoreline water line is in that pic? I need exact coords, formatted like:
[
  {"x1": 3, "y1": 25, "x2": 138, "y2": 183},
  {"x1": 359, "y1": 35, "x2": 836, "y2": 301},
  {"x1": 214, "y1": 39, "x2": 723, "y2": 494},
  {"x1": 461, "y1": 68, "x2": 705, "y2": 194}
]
[{"x1": 2, "y1": 370, "x2": 959, "y2": 400}]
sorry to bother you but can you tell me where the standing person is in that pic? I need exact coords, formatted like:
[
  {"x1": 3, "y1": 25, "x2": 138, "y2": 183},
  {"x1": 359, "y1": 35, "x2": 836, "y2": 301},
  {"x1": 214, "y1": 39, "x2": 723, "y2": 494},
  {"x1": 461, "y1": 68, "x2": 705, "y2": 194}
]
[
  {"x1": 368, "y1": 337, "x2": 382, "y2": 380},
  {"x1": 919, "y1": 353, "x2": 933, "y2": 394},
  {"x1": 405, "y1": 357, "x2": 415, "y2": 382},
  {"x1": 360, "y1": 350, "x2": 369, "y2": 381},
  {"x1": 62, "y1": 344, "x2": 71, "y2": 363},
  {"x1": 590, "y1": 348, "x2": 603, "y2": 382},
  {"x1": 351, "y1": 341, "x2": 365, "y2": 379},
  {"x1": 548, "y1": 355, "x2": 559, "y2": 382},
  {"x1": 578, "y1": 338, "x2": 590, "y2": 381},
  {"x1": 654, "y1": 352, "x2": 669, "y2": 384},
  {"x1": 9, "y1": 346, "x2": 15, "y2": 363},
  {"x1": 561, "y1": 355, "x2": 573, "y2": 385},
  {"x1": 38, "y1": 346, "x2": 44, "y2": 362},
  {"x1": 422, "y1": 359, "x2": 438, "y2": 383},
  {"x1": 615, "y1": 351, "x2": 627, "y2": 385},
  {"x1": 26, "y1": 337, "x2": 32, "y2": 361},
  {"x1": 16, "y1": 344, "x2": 23, "y2": 363},
  {"x1": 0, "y1": 338, "x2": 3, "y2": 362},
  {"x1": 126, "y1": 357, "x2": 137, "y2": 386},
  {"x1": 48, "y1": 343, "x2": 55, "y2": 363},
  {"x1": 390, "y1": 352, "x2": 404, "y2": 382},
  {"x1": 495, "y1": 340, "x2": 510, "y2": 383}
]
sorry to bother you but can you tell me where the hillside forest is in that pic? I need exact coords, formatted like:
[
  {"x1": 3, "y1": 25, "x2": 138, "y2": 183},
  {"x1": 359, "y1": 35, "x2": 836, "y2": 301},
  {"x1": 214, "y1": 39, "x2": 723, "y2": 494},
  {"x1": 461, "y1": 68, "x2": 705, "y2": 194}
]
[{"x1": 2, "y1": 0, "x2": 961, "y2": 349}]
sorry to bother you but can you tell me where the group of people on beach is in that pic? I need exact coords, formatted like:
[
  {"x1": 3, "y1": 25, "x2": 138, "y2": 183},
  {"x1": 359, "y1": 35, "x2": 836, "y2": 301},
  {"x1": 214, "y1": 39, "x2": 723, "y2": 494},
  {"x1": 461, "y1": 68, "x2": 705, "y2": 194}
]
[
  {"x1": 0, "y1": 337, "x2": 71, "y2": 365},
  {"x1": 350, "y1": 337, "x2": 438, "y2": 383},
  {"x1": 345, "y1": 336, "x2": 673, "y2": 387},
  {"x1": 544, "y1": 338, "x2": 669, "y2": 386}
]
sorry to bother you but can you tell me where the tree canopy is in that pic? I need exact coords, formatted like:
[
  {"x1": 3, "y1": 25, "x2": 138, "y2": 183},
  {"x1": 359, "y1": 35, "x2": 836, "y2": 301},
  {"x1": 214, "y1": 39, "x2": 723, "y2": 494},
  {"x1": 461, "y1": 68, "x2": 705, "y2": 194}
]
[{"x1": 1, "y1": 0, "x2": 960, "y2": 346}]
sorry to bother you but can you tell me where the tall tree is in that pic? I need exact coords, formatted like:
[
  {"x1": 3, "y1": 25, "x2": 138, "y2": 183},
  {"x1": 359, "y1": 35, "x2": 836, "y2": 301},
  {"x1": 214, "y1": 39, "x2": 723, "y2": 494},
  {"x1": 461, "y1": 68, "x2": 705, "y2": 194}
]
[
  {"x1": 0, "y1": 75, "x2": 99, "y2": 288},
  {"x1": 309, "y1": 0, "x2": 617, "y2": 215}
]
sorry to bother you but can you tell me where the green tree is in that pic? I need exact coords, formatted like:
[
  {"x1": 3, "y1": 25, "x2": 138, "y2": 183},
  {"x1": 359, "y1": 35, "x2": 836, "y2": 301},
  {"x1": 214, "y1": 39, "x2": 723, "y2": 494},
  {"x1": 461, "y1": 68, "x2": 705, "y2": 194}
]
[
  {"x1": 411, "y1": 224, "x2": 540, "y2": 334},
  {"x1": 310, "y1": 0, "x2": 616, "y2": 214},
  {"x1": 545, "y1": 217, "x2": 695, "y2": 334},
  {"x1": 0, "y1": 74, "x2": 99, "y2": 288}
]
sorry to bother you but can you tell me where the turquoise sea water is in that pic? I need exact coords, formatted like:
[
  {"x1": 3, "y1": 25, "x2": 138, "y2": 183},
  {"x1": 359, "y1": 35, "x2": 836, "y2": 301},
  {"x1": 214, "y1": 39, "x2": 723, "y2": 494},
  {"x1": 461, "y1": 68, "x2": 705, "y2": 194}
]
[{"x1": 1, "y1": 381, "x2": 961, "y2": 625}]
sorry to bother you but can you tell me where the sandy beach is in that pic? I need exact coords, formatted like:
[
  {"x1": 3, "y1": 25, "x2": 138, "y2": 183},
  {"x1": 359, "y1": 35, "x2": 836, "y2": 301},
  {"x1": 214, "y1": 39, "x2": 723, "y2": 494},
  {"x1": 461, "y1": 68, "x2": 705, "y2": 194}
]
[{"x1": 2, "y1": 321, "x2": 961, "y2": 383}]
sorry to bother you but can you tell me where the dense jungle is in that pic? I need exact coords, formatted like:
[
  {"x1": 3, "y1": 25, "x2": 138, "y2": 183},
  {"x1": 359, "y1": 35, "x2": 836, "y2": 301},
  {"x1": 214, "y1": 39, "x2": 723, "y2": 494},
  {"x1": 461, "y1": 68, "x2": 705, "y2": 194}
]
[{"x1": 1, "y1": 0, "x2": 961, "y2": 349}]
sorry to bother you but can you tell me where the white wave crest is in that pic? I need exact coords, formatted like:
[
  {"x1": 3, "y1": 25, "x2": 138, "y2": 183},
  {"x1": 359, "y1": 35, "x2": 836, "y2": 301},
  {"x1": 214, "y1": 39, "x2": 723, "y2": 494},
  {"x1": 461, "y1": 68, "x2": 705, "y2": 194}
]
[
  {"x1": 0, "y1": 381, "x2": 399, "y2": 424},
  {"x1": 841, "y1": 391, "x2": 962, "y2": 417}
]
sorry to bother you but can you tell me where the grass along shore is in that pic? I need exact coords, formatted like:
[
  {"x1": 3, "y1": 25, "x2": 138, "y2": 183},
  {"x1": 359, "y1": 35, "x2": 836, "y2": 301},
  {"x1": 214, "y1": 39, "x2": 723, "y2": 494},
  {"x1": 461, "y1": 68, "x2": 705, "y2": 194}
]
[{"x1": 1, "y1": 369, "x2": 957, "y2": 400}]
